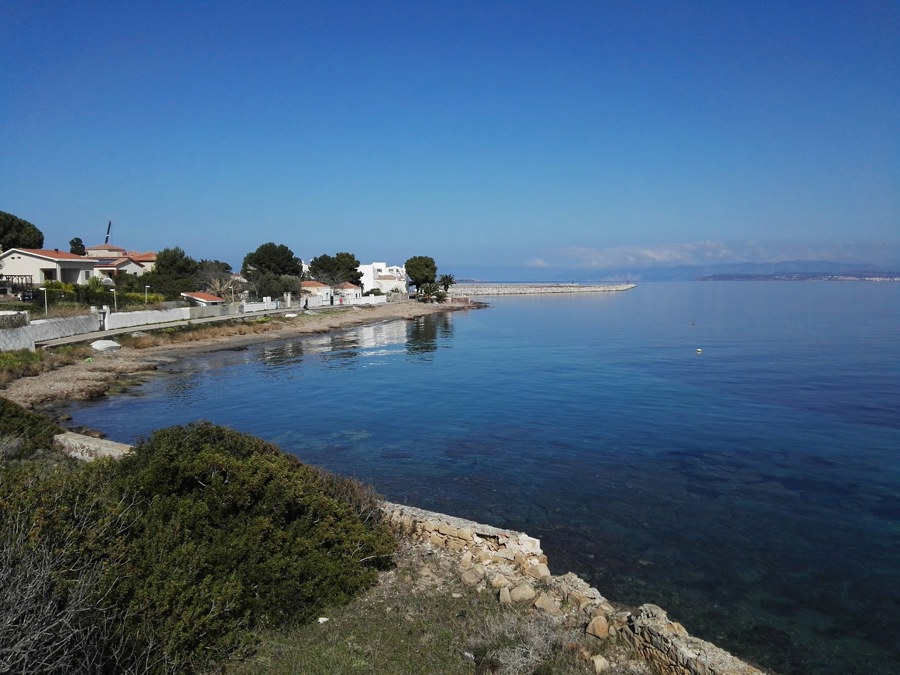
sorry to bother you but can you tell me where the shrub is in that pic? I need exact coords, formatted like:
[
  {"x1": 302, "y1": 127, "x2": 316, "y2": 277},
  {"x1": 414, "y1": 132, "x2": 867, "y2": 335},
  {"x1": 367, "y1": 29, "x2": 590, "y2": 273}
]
[
  {"x1": 0, "y1": 421, "x2": 396, "y2": 673},
  {"x1": 0, "y1": 397, "x2": 63, "y2": 458}
]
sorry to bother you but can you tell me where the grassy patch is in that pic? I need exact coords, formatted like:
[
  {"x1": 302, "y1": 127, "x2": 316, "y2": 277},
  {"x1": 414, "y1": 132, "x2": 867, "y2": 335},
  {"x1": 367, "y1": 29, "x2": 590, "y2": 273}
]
[
  {"x1": 0, "y1": 346, "x2": 91, "y2": 388},
  {"x1": 227, "y1": 540, "x2": 644, "y2": 675}
]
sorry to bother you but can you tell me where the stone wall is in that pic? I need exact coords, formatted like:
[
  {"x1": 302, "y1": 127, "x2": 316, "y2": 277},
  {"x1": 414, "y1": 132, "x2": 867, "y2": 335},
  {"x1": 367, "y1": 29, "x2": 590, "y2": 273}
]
[{"x1": 382, "y1": 502, "x2": 765, "y2": 675}]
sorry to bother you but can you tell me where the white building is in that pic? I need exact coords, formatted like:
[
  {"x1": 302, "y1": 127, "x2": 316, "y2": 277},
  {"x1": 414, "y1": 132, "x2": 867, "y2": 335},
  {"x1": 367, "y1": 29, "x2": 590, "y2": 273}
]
[
  {"x1": 357, "y1": 262, "x2": 408, "y2": 295},
  {"x1": 0, "y1": 248, "x2": 97, "y2": 286}
]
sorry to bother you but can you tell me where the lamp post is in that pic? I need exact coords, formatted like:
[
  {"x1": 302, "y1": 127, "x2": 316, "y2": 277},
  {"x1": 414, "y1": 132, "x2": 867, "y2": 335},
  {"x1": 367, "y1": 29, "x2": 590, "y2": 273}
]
[
  {"x1": 38, "y1": 287, "x2": 48, "y2": 316},
  {"x1": 111, "y1": 288, "x2": 117, "y2": 312},
  {"x1": 145, "y1": 285, "x2": 150, "y2": 304}
]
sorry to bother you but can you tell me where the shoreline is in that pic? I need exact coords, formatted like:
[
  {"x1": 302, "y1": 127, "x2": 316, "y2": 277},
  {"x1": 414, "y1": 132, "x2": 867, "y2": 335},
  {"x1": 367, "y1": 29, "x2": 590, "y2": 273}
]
[{"x1": 2, "y1": 301, "x2": 479, "y2": 410}]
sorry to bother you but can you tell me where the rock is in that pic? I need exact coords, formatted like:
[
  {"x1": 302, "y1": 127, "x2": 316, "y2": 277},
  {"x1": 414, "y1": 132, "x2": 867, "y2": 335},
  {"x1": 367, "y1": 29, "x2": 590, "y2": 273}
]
[
  {"x1": 461, "y1": 568, "x2": 484, "y2": 587},
  {"x1": 591, "y1": 654, "x2": 610, "y2": 673},
  {"x1": 490, "y1": 574, "x2": 510, "y2": 588},
  {"x1": 586, "y1": 615, "x2": 609, "y2": 639},
  {"x1": 498, "y1": 586, "x2": 512, "y2": 605},
  {"x1": 533, "y1": 592, "x2": 564, "y2": 617},
  {"x1": 460, "y1": 551, "x2": 474, "y2": 570},
  {"x1": 90, "y1": 339, "x2": 121, "y2": 352},
  {"x1": 457, "y1": 527, "x2": 474, "y2": 541},
  {"x1": 525, "y1": 562, "x2": 552, "y2": 582},
  {"x1": 509, "y1": 583, "x2": 536, "y2": 603}
]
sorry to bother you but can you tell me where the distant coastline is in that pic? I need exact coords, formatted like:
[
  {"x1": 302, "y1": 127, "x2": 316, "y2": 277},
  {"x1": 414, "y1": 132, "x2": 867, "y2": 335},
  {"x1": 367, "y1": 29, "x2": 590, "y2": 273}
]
[
  {"x1": 451, "y1": 283, "x2": 636, "y2": 296},
  {"x1": 700, "y1": 272, "x2": 900, "y2": 281}
]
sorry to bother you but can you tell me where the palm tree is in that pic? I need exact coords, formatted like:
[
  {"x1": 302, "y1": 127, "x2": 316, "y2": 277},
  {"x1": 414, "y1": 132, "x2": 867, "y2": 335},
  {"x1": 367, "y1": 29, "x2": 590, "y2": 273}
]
[
  {"x1": 438, "y1": 273, "x2": 455, "y2": 293},
  {"x1": 418, "y1": 282, "x2": 440, "y2": 302}
]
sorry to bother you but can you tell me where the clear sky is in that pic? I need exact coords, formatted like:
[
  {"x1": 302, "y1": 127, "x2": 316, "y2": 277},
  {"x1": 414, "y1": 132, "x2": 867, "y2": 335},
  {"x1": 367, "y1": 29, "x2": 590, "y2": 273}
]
[{"x1": 2, "y1": 1, "x2": 897, "y2": 279}]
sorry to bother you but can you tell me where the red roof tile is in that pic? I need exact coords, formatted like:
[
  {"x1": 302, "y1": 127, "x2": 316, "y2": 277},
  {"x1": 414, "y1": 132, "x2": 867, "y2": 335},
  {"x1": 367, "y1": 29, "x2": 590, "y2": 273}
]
[{"x1": 7, "y1": 248, "x2": 95, "y2": 261}]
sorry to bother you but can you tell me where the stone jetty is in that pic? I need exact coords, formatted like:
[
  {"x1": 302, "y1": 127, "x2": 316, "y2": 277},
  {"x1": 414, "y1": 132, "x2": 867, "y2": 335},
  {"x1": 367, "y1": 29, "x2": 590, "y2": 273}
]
[{"x1": 451, "y1": 283, "x2": 636, "y2": 296}]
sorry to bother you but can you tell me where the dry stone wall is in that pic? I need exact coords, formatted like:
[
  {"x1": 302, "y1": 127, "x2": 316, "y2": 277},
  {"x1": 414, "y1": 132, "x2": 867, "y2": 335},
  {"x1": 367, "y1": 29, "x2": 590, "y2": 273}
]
[{"x1": 383, "y1": 502, "x2": 765, "y2": 675}]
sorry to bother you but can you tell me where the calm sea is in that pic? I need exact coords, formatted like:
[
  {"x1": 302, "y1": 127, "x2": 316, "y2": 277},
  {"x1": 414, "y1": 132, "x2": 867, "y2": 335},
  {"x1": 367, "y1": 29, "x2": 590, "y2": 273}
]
[{"x1": 63, "y1": 282, "x2": 900, "y2": 675}]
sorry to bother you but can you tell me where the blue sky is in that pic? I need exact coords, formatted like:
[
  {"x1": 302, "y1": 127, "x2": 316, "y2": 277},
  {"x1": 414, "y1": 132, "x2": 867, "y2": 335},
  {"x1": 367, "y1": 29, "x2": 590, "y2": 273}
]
[{"x1": 2, "y1": 1, "x2": 897, "y2": 279}]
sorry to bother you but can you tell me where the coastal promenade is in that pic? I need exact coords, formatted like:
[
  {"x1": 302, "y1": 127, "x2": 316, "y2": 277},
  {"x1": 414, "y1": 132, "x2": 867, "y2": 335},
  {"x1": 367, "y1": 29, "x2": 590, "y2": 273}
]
[{"x1": 452, "y1": 283, "x2": 635, "y2": 296}]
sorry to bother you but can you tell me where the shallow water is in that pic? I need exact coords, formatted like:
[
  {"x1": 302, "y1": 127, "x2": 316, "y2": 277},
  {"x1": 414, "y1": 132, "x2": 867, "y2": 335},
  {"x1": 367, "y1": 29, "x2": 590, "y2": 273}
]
[{"x1": 64, "y1": 282, "x2": 900, "y2": 675}]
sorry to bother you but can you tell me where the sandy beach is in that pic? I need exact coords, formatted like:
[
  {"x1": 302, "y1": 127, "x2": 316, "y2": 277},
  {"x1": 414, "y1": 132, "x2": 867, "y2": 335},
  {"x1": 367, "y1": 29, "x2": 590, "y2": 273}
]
[{"x1": 2, "y1": 301, "x2": 476, "y2": 410}]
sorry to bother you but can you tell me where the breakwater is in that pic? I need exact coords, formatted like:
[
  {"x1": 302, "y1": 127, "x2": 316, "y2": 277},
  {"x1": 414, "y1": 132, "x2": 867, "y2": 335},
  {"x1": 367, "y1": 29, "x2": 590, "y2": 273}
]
[{"x1": 451, "y1": 283, "x2": 636, "y2": 296}]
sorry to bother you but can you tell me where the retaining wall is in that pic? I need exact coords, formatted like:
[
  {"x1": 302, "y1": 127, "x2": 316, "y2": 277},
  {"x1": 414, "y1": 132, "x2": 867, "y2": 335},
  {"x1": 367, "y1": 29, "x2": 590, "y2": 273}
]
[
  {"x1": 29, "y1": 314, "x2": 103, "y2": 342},
  {"x1": 0, "y1": 311, "x2": 33, "y2": 351},
  {"x1": 105, "y1": 307, "x2": 190, "y2": 330}
]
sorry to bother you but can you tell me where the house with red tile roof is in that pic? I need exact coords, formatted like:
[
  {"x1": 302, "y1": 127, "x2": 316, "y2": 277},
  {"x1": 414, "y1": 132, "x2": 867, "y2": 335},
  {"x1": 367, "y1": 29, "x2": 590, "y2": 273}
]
[
  {"x1": 0, "y1": 248, "x2": 98, "y2": 286},
  {"x1": 180, "y1": 292, "x2": 226, "y2": 306},
  {"x1": 86, "y1": 243, "x2": 157, "y2": 277}
]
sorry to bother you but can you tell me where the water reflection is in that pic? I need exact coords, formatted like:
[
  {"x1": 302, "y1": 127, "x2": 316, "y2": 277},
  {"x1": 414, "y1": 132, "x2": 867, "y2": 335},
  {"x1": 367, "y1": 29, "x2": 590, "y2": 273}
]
[
  {"x1": 250, "y1": 313, "x2": 455, "y2": 369},
  {"x1": 407, "y1": 312, "x2": 454, "y2": 356}
]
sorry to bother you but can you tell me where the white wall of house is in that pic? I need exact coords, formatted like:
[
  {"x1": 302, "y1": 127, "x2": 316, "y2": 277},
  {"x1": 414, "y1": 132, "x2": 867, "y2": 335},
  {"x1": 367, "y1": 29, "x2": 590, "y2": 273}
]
[
  {"x1": 358, "y1": 262, "x2": 408, "y2": 295},
  {"x1": 0, "y1": 250, "x2": 95, "y2": 285}
]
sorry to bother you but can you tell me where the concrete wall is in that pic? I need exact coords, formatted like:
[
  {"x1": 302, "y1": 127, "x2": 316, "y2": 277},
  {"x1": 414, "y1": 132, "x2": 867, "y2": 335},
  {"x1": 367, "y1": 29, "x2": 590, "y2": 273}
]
[
  {"x1": 187, "y1": 305, "x2": 231, "y2": 320},
  {"x1": 105, "y1": 307, "x2": 190, "y2": 330},
  {"x1": 29, "y1": 314, "x2": 103, "y2": 342},
  {"x1": 0, "y1": 311, "x2": 33, "y2": 351}
]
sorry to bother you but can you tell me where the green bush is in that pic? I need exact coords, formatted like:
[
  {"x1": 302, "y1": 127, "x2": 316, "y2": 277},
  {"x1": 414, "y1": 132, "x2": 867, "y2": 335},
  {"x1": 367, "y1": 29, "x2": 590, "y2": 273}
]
[
  {"x1": 0, "y1": 421, "x2": 396, "y2": 673},
  {"x1": 0, "y1": 397, "x2": 63, "y2": 458}
]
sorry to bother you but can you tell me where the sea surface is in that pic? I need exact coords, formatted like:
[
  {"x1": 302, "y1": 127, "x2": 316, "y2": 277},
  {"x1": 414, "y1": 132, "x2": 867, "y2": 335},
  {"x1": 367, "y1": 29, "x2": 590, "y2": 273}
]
[{"x1": 63, "y1": 282, "x2": 900, "y2": 675}]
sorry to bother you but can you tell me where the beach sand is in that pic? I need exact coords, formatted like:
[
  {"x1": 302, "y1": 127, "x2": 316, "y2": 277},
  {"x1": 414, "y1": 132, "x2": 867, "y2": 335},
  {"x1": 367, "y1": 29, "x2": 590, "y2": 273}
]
[{"x1": 2, "y1": 301, "x2": 477, "y2": 410}]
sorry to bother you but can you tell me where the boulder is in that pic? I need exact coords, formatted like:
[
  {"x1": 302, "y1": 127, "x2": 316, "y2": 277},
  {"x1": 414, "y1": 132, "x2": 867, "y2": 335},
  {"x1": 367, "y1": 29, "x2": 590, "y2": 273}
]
[
  {"x1": 586, "y1": 615, "x2": 610, "y2": 639},
  {"x1": 90, "y1": 339, "x2": 121, "y2": 352},
  {"x1": 533, "y1": 592, "x2": 564, "y2": 617},
  {"x1": 509, "y1": 583, "x2": 536, "y2": 603}
]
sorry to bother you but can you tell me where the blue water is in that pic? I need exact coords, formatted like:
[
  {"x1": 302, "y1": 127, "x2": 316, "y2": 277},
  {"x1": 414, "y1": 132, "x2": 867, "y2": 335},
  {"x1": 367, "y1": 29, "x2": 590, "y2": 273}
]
[{"x1": 64, "y1": 282, "x2": 900, "y2": 675}]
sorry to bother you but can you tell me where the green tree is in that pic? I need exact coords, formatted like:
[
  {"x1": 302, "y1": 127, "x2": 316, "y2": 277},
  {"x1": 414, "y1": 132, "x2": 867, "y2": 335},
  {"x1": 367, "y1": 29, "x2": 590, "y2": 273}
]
[
  {"x1": 242, "y1": 242, "x2": 302, "y2": 277},
  {"x1": 139, "y1": 246, "x2": 200, "y2": 299},
  {"x1": 308, "y1": 252, "x2": 363, "y2": 287},
  {"x1": 154, "y1": 246, "x2": 199, "y2": 277},
  {"x1": 68, "y1": 237, "x2": 86, "y2": 255},
  {"x1": 404, "y1": 256, "x2": 437, "y2": 291},
  {"x1": 438, "y1": 273, "x2": 456, "y2": 293},
  {"x1": 0, "y1": 211, "x2": 44, "y2": 251}
]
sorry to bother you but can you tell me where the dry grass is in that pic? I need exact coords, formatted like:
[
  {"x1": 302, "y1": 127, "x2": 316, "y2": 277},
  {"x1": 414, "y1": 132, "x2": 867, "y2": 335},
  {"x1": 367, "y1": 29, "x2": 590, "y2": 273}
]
[{"x1": 227, "y1": 539, "x2": 651, "y2": 675}]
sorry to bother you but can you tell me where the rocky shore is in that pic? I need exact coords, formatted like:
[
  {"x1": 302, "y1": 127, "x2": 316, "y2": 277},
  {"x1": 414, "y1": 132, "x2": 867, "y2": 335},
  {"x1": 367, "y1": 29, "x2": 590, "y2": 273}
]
[{"x1": 452, "y1": 283, "x2": 636, "y2": 295}]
